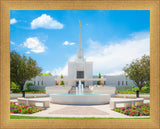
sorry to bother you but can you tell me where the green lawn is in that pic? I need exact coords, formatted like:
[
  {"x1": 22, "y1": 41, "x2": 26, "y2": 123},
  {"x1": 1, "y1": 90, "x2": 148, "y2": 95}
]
[
  {"x1": 115, "y1": 91, "x2": 150, "y2": 94},
  {"x1": 10, "y1": 115, "x2": 150, "y2": 119}
]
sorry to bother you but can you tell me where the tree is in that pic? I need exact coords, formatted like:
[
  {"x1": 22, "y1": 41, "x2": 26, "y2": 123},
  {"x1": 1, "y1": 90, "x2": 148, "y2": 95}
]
[
  {"x1": 97, "y1": 73, "x2": 102, "y2": 85},
  {"x1": 60, "y1": 74, "x2": 63, "y2": 79},
  {"x1": 10, "y1": 51, "x2": 42, "y2": 90},
  {"x1": 39, "y1": 73, "x2": 52, "y2": 76},
  {"x1": 123, "y1": 55, "x2": 150, "y2": 90},
  {"x1": 60, "y1": 74, "x2": 65, "y2": 85}
]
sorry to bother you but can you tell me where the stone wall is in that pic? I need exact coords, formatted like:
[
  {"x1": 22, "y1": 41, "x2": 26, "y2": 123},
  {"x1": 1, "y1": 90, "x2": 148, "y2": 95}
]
[
  {"x1": 27, "y1": 86, "x2": 46, "y2": 91},
  {"x1": 45, "y1": 86, "x2": 71, "y2": 95},
  {"x1": 115, "y1": 86, "x2": 132, "y2": 91},
  {"x1": 92, "y1": 86, "x2": 116, "y2": 95}
]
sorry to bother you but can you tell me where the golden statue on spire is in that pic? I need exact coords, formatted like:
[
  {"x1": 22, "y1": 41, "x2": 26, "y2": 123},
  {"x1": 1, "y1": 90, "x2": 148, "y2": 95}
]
[
  {"x1": 79, "y1": 20, "x2": 82, "y2": 50},
  {"x1": 79, "y1": 20, "x2": 81, "y2": 27}
]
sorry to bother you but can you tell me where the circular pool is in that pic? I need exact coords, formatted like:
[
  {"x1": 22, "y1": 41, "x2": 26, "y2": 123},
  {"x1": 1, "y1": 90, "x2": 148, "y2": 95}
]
[{"x1": 50, "y1": 94, "x2": 111, "y2": 105}]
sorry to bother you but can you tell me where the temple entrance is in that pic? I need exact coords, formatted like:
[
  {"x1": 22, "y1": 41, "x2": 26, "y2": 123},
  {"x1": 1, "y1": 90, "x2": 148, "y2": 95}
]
[
  {"x1": 76, "y1": 81, "x2": 85, "y2": 87},
  {"x1": 77, "y1": 71, "x2": 84, "y2": 79}
]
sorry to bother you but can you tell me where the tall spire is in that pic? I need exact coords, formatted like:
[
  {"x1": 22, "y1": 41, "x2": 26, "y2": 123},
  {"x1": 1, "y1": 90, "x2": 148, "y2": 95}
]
[
  {"x1": 77, "y1": 20, "x2": 84, "y2": 60},
  {"x1": 79, "y1": 20, "x2": 82, "y2": 50}
]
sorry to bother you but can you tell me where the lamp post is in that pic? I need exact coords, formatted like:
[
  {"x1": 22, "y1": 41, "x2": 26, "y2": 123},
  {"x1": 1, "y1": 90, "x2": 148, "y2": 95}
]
[
  {"x1": 22, "y1": 90, "x2": 25, "y2": 98},
  {"x1": 136, "y1": 90, "x2": 139, "y2": 98}
]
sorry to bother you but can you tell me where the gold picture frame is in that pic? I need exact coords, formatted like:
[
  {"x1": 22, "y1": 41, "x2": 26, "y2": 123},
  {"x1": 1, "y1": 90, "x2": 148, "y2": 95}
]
[{"x1": 0, "y1": 0, "x2": 160, "y2": 128}]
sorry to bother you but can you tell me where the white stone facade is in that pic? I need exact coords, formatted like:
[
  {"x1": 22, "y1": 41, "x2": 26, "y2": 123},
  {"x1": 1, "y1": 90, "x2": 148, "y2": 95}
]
[
  {"x1": 26, "y1": 74, "x2": 135, "y2": 87},
  {"x1": 67, "y1": 21, "x2": 94, "y2": 87},
  {"x1": 68, "y1": 61, "x2": 93, "y2": 86}
]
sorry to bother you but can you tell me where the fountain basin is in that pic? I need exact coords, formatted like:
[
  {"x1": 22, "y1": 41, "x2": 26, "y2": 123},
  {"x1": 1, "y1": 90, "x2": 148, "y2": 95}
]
[{"x1": 50, "y1": 94, "x2": 111, "y2": 105}]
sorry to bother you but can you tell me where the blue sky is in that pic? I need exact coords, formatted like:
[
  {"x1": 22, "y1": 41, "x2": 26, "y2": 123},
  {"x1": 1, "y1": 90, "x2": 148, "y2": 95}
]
[{"x1": 10, "y1": 10, "x2": 150, "y2": 75}]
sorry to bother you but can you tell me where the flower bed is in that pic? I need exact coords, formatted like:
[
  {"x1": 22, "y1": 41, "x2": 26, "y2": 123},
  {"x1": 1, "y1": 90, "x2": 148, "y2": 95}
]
[
  {"x1": 113, "y1": 103, "x2": 150, "y2": 116},
  {"x1": 10, "y1": 102, "x2": 45, "y2": 114}
]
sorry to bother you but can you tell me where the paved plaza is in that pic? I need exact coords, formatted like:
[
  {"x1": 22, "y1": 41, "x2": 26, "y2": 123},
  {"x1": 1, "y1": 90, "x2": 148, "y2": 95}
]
[{"x1": 10, "y1": 97, "x2": 150, "y2": 118}]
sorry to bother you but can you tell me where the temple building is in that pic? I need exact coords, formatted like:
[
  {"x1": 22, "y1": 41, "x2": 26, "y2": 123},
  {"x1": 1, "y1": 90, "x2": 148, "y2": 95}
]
[
  {"x1": 26, "y1": 21, "x2": 135, "y2": 89},
  {"x1": 68, "y1": 21, "x2": 98, "y2": 87}
]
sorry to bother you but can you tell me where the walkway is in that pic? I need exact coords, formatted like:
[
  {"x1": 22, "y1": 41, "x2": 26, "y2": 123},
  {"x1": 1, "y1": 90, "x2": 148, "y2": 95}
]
[{"x1": 10, "y1": 98, "x2": 150, "y2": 118}]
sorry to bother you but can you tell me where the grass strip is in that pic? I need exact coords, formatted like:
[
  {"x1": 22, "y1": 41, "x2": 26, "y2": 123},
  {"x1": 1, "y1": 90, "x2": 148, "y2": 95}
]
[{"x1": 10, "y1": 115, "x2": 150, "y2": 119}]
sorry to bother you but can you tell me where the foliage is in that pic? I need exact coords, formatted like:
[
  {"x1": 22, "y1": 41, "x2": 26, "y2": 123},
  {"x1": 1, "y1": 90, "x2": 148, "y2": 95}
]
[
  {"x1": 39, "y1": 73, "x2": 52, "y2": 76},
  {"x1": 25, "y1": 82, "x2": 34, "y2": 90},
  {"x1": 132, "y1": 86, "x2": 139, "y2": 92},
  {"x1": 141, "y1": 83, "x2": 150, "y2": 93},
  {"x1": 10, "y1": 82, "x2": 21, "y2": 93},
  {"x1": 11, "y1": 89, "x2": 22, "y2": 93},
  {"x1": 115, "y1": 90, "x2": 150, "y2": 94},
  {"x1": 11, "y1": 90, "x2": 46, "y2": 94},
  {"x1": 10, "y1": 82, "x2": 20, "y2": 89},
  {"x1": 10, "y1": 102, "x2": 45, "y2": 114},
  {"x1": 59, "y1": 74, "x2": 65, "y2": 85},
  {"x1": 115, "y1": 85, "x2": 150, "y2": 94},
  {"x1": 98, "y1": 73, "x2": 101, "y2": 78},
  {"x1": 10, "y1": 51, "x2": 42, "y2": 90},
  {"x1": 60, "y1": 81, "x2": 65, "y2": 85},
  {"x1": 141, "y1": 81, "x2": 150, "y2": 93},
  {"x1": 114, "y1": 103, "x2": 150, "y2": 116},
  {"x1": 60, "y1": 74, "x2": 63, "y2": 79},
  {"x1": 123, "y1": 55, "x2": 150, "y2": 90},
  {"x1": 97, "y1": 73, "x2": 103, "y2": 85}
]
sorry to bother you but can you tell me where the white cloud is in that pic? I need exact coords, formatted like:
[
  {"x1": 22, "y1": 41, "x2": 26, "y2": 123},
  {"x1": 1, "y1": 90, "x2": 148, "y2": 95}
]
[
  {"x1": 26, "y1": 51, "x2": 30, "y2": 54},
  {"x1": 85, "y1": 32, "x2": 150, "y2": 75},
  {"x1": 46, "y1": 71, "x2": 50, "y2": 74},
  {"x1": 31, "y1": 14, "x2": 63, "y2": 29},
  {"x1": 10, "y1": 41, "x2": 15, "y2": 45},
  {"x1": 51, "y1": 31, "x2": 150, "y2": 76},
  {"x1": 51, "y1": 65, "x2": 68, "y2": 76},
  {"x1": 10, "y1": 18, "x2": 17, "y2": 24},
  {"x1": 23, "y1": 37, "x2": 47, "y2": 53},
  {"x1": 63, "y1": 41, "x2": 75, "y2": 46}
]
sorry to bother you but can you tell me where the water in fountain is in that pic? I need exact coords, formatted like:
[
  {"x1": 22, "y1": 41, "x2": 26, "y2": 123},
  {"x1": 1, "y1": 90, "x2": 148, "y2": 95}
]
[
  {"x1": 76, "y1": 80, "x2": 84, "y2": 95},
  {"x1": 76, "y1": 87, "x2": 78, "y2": 94}
]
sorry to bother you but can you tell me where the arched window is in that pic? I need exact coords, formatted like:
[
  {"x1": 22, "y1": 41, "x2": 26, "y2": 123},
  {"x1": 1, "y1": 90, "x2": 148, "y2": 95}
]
[
  {"x1": 122, "y1": 81, "x2": 124, "y2": 86},
  {"x1": 126, "y1": 81, "x2": 128, "y2": 86},
  {"x1": 38, "y1": 81, "x2": 39, "y2": 86}
]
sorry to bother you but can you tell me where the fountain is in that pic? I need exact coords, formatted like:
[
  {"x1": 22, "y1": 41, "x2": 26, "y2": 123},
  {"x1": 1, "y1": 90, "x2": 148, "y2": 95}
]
[
  {"x1": 76, "y1": 80, "x2": 84, "y2": 95},
  {"x1": 48, "y1": 21, "x2": 116, "y2": 105},
  {"x1": 50, "y1": 80, "x2": 114, "y2": 105}
]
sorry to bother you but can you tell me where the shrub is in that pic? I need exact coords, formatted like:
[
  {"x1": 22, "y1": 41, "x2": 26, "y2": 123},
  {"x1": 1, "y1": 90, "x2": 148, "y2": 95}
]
[
  {"x1": 10, "y1": 82, "x2": 21, "y2": 93},
  {"x1": 60, "y1": 81, "x2": 65, "y2": 85},
  {"x1": 141, "y1": 86, "x2": 150, "y2": 93},
  {"x1": 11, "y1": 82, "x2": 18, "y2": 89},
  {"x1": 141, "y1": 82, "x2": 150, "y2": 93},
  {"x1": 26, "y1": 82, "x2": 34, "y2": 90},
  {"x1": 11, "y1": 89, "x2": 21, "y2": 93},
  {"x1": 132, "y1": 86, "x2": 139, "y2": 92},
  {"x1": 39, "y1": 73, "x2": 52, "y2": 76},
  {"x1": 26, "y1": 82, "x2": 34, "y2": 87}
]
